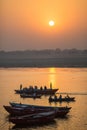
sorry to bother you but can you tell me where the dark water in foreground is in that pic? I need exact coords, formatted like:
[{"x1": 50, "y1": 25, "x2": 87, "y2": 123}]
[{"x1": 0, "y1": 68, "x2": 87, "y2": 130}]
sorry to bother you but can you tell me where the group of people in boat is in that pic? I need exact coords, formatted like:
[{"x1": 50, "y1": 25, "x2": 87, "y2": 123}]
[
  {"x1": 20, "y1": 84, "x2": 50, "y2": 91},
  {"x1": 49, "y1": 94, "x2": 70, "y2": 100}
]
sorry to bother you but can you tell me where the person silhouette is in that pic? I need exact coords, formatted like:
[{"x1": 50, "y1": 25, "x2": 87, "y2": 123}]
[{"x1": 59, "y1": 94, "x2": 62, "y2": 99}]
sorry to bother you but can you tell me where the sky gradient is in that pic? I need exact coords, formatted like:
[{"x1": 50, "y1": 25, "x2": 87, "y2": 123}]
[{"x1": 0, "y1": 0, "x2": 87, "y2": 51}]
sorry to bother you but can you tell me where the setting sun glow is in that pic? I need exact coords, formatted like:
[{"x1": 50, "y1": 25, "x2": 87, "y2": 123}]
[
  {"x1": 1, "y1": 0, "x2": 87, "y2": 50},
  {"x1": 49, "y1": 20, "x2": 55, "y2": 26}
]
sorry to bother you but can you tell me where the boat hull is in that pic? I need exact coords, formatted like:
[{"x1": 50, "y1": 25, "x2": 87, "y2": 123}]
[
  {"x1": 9, "y1": 111, "x2": 55, "y2": 125},
  {"x1": 9, "y1": 102, "x2": 71, "y2": 111},
  {"x1": 15, "y1": 88, "x2": 58, "y2": 95},
  {"x1": 3, "y1": 105, "x2": 70, "y2": 117},
  {"x1": 3, "y1": 106, "x2": 52, "y2": 116}
]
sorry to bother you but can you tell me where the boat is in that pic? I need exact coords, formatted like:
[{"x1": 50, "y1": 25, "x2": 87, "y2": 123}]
[
  {"x1": 9, "y1": 102, "x2": 71, "y2": 111},
  {"x1": 49, "y1": 95, "x2": 75, "y2": 102},
  {"x1": 3, "y1": 105, "x2": 52, "y2": 116},
  {"x1": 8, "y1": 102, "x2": 71, "y2": 117},
  {"x1": 3, "y1": 105, "x2": 70, "y2": 117},
  {"x1": 55, "y1": 109, "x2": 69, "y2": 117},
  {"x1": 15, "y1": 83, "x2": 58, "y2": 95},
  {"x1": 20, "y1": 93, "x2": 42, "y2": 99},
  {"x1": 9, "y1": 111, "x2": 55, "y2": 125},
  {"x1": 15, "y1": 88, "x2": 58, "y2": 95}
]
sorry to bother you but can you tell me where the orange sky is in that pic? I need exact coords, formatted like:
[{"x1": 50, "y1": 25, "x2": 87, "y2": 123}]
[{"x1": 0, "y1": 0, "x2": 87, "y2": 51}]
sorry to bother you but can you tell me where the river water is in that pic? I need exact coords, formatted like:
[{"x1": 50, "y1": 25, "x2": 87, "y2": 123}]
[{"x1": 0, "y1": 67, "x2": 87, "y2": 130}]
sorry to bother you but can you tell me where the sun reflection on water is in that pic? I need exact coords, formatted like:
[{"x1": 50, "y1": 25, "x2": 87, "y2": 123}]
[{"x1": 49, "y1": 68, "x2": 57, "y2": 88}]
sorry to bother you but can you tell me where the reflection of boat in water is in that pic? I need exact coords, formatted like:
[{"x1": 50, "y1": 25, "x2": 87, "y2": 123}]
[
  {"x1": 15, "y1": 83, "x2": 58, "y2": 95},
  {"x1": 9, "y1": 111, "x2": 55, "y2": 125},
  {"x1": 11, "y1": 120, "x2": 56, "y2": 129},
  {"x1": 49, "y1": 95, "x2": 75, "y2": 102}
]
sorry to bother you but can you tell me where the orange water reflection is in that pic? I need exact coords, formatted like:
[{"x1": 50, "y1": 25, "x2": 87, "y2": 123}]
[
  {"x1": 0, "y1": 68, "x2": 87, "y2": 130},
  {"x1": 0, "y1": 68, "x2": 87, "y2": 94}
]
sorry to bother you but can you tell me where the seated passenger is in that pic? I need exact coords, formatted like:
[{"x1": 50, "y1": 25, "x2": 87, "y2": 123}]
[
  {"x1": 29, "y1": 86, "x2": 33, "y2": 90},
  {"x1": 54, "y1": 95, "x2": 57, "y2": 100},
  {"x1": 59, "y1": 94, "x2": 62, "y2": 99},
  {"x1": 40, "y1": 86, "x2": 43, "y2": 90},
  {"x1": 34, "y1": 86, "x2": 38, "y2": 90},
  {"x1": 44, "y1": 86, "x2": 47, "y2": 89}
]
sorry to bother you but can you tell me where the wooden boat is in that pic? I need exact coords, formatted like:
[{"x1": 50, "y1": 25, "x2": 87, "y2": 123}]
[
  {"x1": 55, "y1": 109, "x2": 69, "y2": 117},
  {"x1": 15, "y1": 84, "x2": 58, "y2": 95},
  {"x1": 49, "y1": 96, "x2": 75, "y2": 102},
  {"x1": 9, "y1": 102, "x2": 71, "y2": 111},
  {"x1": 9, "y1": 111, "x2": 55, "y2": 125},
  {"x1": 20, "y1": 93, "x2": 42, "y2": 99},
  {"x1": 3, "y1": 104, "x2": 70, "y2": 117},
  {"x1": 3, "y1": 105, "x2": 53, "y2": 116}
]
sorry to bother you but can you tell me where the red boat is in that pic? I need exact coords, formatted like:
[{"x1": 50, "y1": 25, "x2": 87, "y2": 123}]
[{"x1": 9, "y1": 111, "x2": 55, "y2": 125}]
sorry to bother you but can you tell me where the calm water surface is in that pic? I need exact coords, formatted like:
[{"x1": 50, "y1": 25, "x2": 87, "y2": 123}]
[{"x1": 0, "y1": 68, "x2": 87, "y2": 130}]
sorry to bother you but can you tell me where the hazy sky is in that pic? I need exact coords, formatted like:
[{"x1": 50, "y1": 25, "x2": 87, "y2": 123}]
[{"x1": 0, "y1": 0, "x2": 87, "y2": 51}]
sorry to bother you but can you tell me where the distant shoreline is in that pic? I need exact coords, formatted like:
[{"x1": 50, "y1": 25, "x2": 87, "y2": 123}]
[
  {"x1": 0, "y1": 49, "x2": 87, "y2": 68},
  {"x1": 0, "y1": 66, "x2": 87, "y2": 68},
  {"x1": 0, "y1": 59, "x2": 87, "y2": 67},
  {"x1": 0, "y1": 57, "x2": 87, "y2": 68}
]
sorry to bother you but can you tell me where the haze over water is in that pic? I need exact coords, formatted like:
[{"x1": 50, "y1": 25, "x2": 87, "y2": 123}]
[{"x1": 0, "y1": 67, "x2": 87, "y2": 130}]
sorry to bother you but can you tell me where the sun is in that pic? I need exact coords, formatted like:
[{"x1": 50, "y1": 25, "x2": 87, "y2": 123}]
[{"x1": 49, "y1": 20, "x2": 55, "y2": 26}]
